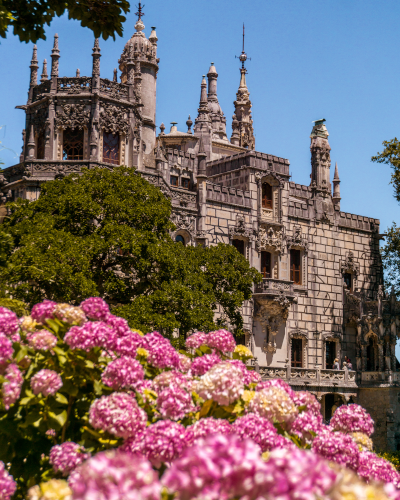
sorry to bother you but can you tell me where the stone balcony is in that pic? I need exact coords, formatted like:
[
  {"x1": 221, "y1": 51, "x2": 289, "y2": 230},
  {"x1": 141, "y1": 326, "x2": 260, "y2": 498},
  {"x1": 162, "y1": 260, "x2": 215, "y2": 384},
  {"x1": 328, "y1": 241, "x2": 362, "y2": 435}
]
[
  {"x1": 254, "y1": 278, "x2": 295, "y2": 297},
  {"x1": 258, "y1": 366, "x2": 358, "y2": 389},
  {"x1": 360, "y1": 371, "x2": 400, "y2": 384}
]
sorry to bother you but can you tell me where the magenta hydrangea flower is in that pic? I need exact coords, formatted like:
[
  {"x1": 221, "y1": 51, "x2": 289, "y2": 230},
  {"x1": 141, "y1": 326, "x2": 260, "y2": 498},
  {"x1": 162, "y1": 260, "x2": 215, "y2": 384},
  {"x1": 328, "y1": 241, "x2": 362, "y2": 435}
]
[
  {"x1": 65, "y1": 322, "x2": 115, "y2": 352},
  {"x1": 104, "y1": 314, "x2": 132, "y2": 338},
  {"x1": 190, "y1": 353, "x2": 221, "y2": 376},
  {"x1": 312, "y1": 428, "x2": 360, "y2": 471},
  {"x1": 185, "y1": 331, "x2": 208, "y2": 350},
  {"x1": 358, "y1": 451, "x2": 400, "y2": 486},
  {"x1": 2, "y1": 363, "x2": 23, "y2": 409},
  {"x1": 206, "y1": 329, "x2": 236, "y2": 353},
  {"x1": 152, "y1": 370, "x2": 192, "y2": 393},
  {"x1": 291, "y1": 411, "x2": 323, "y2": 443},
  {"x1": 0, "y1": 307, "x2": 19, "y2": 342},
  {"x1": 246, "y1": 370, "x2": 262, "y2": 384},
  {"x1": 80, "y1": 297, "x2": 110, "y2": 322},
  {"x1": 196, "y1": 361, "x2": 244, "y2": 406},
  {"x1": 177, "y1": 353, "x2": 192, "y2": 373},
  {"x1": 186, "y1": 417, "x2": 232, "y2": 444},
  {"x1": 330, "y1": 404, "x2": 374, "y2": 437},
  {"x1": 89, "y1": 393, "x2": 147, "y2": 439},
  {"x1": 142, "y1": 332, "x2": 180, "y2": 369},
  {"x1": 162, "y1": 433, "x2": 276, "y2": 500},
  {"x1": 27, "y1": 330, "x2": 57, "y2": 351},
  {"x1": 0, "y1": 460, "x2": 16, "y2": 500},
  {"x1": 273, "y1": 434, "x2": 297, "y2": 450},
  {"x1": 31, "y1": 369, "x2": 63, "y2": 397},
  {"x1": 69, "y1": 450, "x2": 161, "y2": 500},
  {"x1": 157, "y1": 387, "x2": 194, "y2": 421},
  {"x1": 110, "y1": 331, "x2": 143, "y2": 357},
  {"x1": 256, "y1": 378, "x2": 296, "y2": 399},
  {"x1": 0, "y1": 333, "x2": 13, "y2": 370},
  {"x1": 227, "y1": 359, "x2": 261, "y2": 385},
  {"x1": 248, "y1": 386, "x2": 298, "y2": 429},
  {"x1": 101, "y1": 356, "x2": 144, "y2": 390},
  {"x1": 50, "y1": 442, "x2": 90, "y2": 476},
  {"x1": 31, "y1": 300, "x2": 57, "y2": 324},
  {"x1": 232, "y1": 413, "x2": 278, "y2": 452},
  {"x1": 292, "y1": 391, "x2": 321, "y2": 416}
]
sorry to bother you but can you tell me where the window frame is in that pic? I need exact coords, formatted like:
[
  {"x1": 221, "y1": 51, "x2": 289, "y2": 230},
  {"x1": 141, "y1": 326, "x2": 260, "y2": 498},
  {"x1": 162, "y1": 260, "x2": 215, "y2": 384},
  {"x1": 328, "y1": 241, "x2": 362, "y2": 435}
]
[
  {"x1": 103, "y1": 131, "x2": 120, "y2": 166},
  {"x1": 290, "y1": 249, "x2": 302, "y2": 285},
  {"x1": 232, "y1": 239, "x2": 245, "y2": 256},
  {"x1": 262, "y1": 183, "x2": 273, "y2": 209},
  {"x1": 291, "y1": 338, "x2": 303, "y2": 368},
  {"x1": 170, "y1": 175, "x2": 179, "y2": 187},
  {"x1": 261, "y1": 250, "x2": 272, "y2": 278},
  {"x1": 63, "y1": 128, "x2": 84, "y2": 160}
]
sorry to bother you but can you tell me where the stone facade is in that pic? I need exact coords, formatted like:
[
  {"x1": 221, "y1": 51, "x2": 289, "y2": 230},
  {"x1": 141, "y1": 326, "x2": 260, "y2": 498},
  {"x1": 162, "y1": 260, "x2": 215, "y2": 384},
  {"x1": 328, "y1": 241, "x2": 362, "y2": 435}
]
[{"x1": 2, "y1": 11, "x2": 400, "y2": 451}]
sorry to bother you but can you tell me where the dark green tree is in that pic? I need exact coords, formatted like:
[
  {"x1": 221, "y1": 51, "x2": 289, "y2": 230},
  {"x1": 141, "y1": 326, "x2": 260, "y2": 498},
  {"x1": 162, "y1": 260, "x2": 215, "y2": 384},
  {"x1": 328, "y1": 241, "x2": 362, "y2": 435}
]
[
  {"x1": 0, "y1": 166, "x2": 261, "y2": 341},
  {"x1": 372, "y1": 138, "x2": 400, "y2": 294},
  {"x1": 0, "y1": 0, "x2": 130, "y2": 43}
]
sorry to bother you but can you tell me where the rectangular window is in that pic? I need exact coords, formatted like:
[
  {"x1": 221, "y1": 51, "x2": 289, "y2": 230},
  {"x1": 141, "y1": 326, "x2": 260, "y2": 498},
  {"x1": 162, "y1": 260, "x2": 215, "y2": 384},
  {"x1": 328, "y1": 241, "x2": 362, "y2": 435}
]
[
  {"x1": 181, "y1": 178, "x2": 190, "y2": 189},
  {"x1": 261, "y1": 251, "x2": 271, "y2": 278},
  {"x1": 37, "y1": 133, "x2": 45, "y2": 160},
  {"x1": 232, "y1": 239, "x2": 245, "y2": 255},
  {"x1": 343, "y1": 273, "x2": 352, "y2": 291},
  {"x1": 170, "y1": 175, "x2": 179, "y2": 187},
  {"x1": 103, "y1": 132, "x2": 120, "y2": 165},
  {"x1": 63, "y1": 128, "x2": 84, "y2": 160},
  {"x1": 291, "y1": 338, "x2": 303, "y2": 367},
  {"x1": 262, "y1": 183, "x2": 273, "y2": 209},
  {"x1": 290, "y1": 249, "x2": 301, "y2": 285},
  {"x1": 326, "y1": 341, "x2": 336, "y2": 369}
]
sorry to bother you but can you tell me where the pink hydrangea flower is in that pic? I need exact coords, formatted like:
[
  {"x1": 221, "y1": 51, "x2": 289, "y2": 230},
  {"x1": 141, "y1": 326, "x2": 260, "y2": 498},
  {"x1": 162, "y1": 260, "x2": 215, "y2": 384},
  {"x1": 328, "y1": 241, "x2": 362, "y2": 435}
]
[
  {"x1": 185, "y1": 331, "x2": 208, "y2": 350},
  {"x1": 50, "y1": 442, "x2": 90, "y2": 476},
  {"x1": 232, "y1": 413, "x2": 278, "y2": 452},
  {"x1": 291, "y1": 411, "x2": 323, "y2": 443},
  {"x1": 190, "y1": 353, "x2": 221, "y2": 376},
  {"x1": 246, "y1": 370, "x2": 262, "y2": 384},
  {"x1": 80, "y1": 297, "x2": 110, "y2": 321},
  {"x1": 104, "y1": 315, "x2": 132, "y2": 338},
  {"x1": 0, "y1": 307, "x2": 19, "y2": 342},
  {"x1": 292, "y1": 391, "x2": 321, "y2": 416},
  {"x1": 65, "y1": 322, "x2": 115, "y2": 352},
  {"x1": 31, "y1": 300, "x2": 57, "y2": 324},
  {"x1": 256, "y1": 378, "x2": 296, "y2": 399},
  {"x1": 69, "y1": 450, "x2": 161, "y2": 500},
  {"x1": 186, "y1": 417, "x2": 232, "y2": 444},
  {"x1": 312, "y1": 428, "x2": 360, "y2": 471},
  {"x1": 142, "y1": 332, "x2": 180, "y2": 369},
  {"x1": 152, "y1": 370, "x2": 192, "y2": 393},
  {"x1": 330, "y1": 404, "x2": 374, "y2": 437},
  {"x1": 196, "y1": 361, "x2": 244, "y2": 406},
  {"x1": 89, "y1": 393, "x2": 147, "y2": 439},
  {"x1": 0, "y1": 333, "x2": 13, "y2": 370},
  {"x1": 2, "y1": 363, "x2": 23, "y2": 409},
  {"x1": 227, "y1": 359, "x2": 261, "y2": 385},
  {"x1": 157, "y1": 387, "x2": 194, "y2": 421},
  {"x1": 101, "y1": 356, "x2": 144, "y2": 390},
  {"x1": 162, "y1": 433, "x2": 277, "y2": 500},
  {"x1": 206, "y1": 329, "x2": 236, "y2": 353},
  {"x1": 248, "y1": 386, "x2": 298, "y2": 429},
  {"x1": 273, "y1": 434, "x2": 297, "y2": 450},
  {"x1": 0, "y1": 460, "x2": 16, "y2": 500},
  {"x1": 110, "y1": 331, "x2": 143, "y2": 357},
  {"x1": 177, "y1": 353, "x2": 192, "y2": 372},
  {"x1": 27, "y1": 330, "x2": 57, "y2": 351},
  {"x1": 31, "y1": 369, "x2": 63, "y2": 397},
  {"x1": 358, "y1": 451, "x2": 400, "y2": 486},
  {"x1": 53, "y1": 304, "x2": 86, "y2": 325}
]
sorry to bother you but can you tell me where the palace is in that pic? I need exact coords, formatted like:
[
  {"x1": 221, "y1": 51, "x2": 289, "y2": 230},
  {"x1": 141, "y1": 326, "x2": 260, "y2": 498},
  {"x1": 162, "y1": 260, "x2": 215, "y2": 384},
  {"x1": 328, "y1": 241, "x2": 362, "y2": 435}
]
[{"x1": 2, "y1": 8, "x2": 400, "y2": 450}]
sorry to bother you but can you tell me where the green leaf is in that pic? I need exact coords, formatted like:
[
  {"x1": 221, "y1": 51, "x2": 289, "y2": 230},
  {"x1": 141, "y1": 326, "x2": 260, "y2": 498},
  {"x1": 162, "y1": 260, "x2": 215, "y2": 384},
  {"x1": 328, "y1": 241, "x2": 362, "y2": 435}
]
[
  {"x1": 54, "y1": 393, "x2": 68, "y2": 405},
  {"x1": 199, "y1": 399, "x2": 213, "y2": 418},
  {"x1": 14, "y1": 346, "x2": 28, "y2": 363},
  {"x1": 48, "y1": 409, "x2": 68, "y2": 428}
]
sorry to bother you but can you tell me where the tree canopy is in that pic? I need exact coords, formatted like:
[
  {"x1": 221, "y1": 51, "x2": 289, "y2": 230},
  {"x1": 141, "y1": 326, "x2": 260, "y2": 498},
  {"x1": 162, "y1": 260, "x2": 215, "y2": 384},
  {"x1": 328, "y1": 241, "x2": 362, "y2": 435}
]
[
  {"x1": 0, "y1": 0, "x2": 130, "y2": 43},
  {"x1": 0, "y1": 166, "x2": 261, "y2": 341}
]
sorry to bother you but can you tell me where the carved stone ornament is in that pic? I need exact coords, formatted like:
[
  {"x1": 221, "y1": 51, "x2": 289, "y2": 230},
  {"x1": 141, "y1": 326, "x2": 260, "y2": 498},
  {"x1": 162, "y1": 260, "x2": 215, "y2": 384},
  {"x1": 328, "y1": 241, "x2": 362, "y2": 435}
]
[
  {"x1": 255, "y1": 171, "x2": 284, "y2": 188},
  {"x1": 100, "y1": 102, "x2": 129, "y2": 135},
  {"x1": 256, "y1": 225, "x2": 285, "y2": 254},
  {"x1": 31, "y1": 105, "x2": 49, "y2": 135},
  {"x1": 172, "y1": 213, "x2": 196, "y2": 233},
  {"x1": 55, "y1": 104, "x2": 90, "y2": 130},
  {"x1": 340, "y1": 251, "x2": 360, "y2": 277},
  {"x1": 287, "y1": 225, "x2": 309, "y2": 253},
  {"x1": 229, "y1": 215, "x2": 254, "y2": 240}
]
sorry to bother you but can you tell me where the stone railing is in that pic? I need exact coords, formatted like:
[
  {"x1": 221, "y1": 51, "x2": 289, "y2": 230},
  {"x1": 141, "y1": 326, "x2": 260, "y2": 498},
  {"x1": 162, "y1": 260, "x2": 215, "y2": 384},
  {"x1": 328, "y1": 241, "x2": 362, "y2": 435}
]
[
  {"x1": 255, "y1": 278, "x2": 295, "y2": 296},
  {"x1": 361, "y1": 371, "x2": 400, "y2": 383},
  {"x1": 57, "y1": 77, "x2": 92, "y2": 94},
  {"x1": 100, "y1": 79, "x2": 129, "y2": 100},
  {"x1": 259, "y1": 366, "x2": 357, "y2": 388}
]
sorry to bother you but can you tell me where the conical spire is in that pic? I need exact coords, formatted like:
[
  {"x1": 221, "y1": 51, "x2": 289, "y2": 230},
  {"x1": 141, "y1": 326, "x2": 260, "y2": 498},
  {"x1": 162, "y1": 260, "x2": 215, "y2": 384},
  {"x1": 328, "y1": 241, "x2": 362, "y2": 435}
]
[
  {"x1": 310, "y1": 119, "x2": 331, "y2": 192},
  {"x1": 332, "y1": 161, "x2": 341, "y2": 207},
  {"x1": 29, "y1": 45, "x2": 39, "y2": 87},
  {"x1": 200, "y1": 75, "x2": 208, "y2": 109},
  {"x1": 40, "y1": 59, "x2": 48, "y2": 83},
  {"x1": 333, "y1": 162, "x2": 339, "y2": 180},
  {"x1": 197, "y1": 136, "x2": 207, "y2": 180},
  {"x1": 207, "y1": 62, "x2": 228, "y2": 141},
  {"x1": 50, "y1": 34, "x2": 60, "y2": 78},
  {"x1": 92, "y1": 38, "x2": 101, "y2": 76},
  {"x1": 113, "y1": 68, "x2": 117, "y2": 82}
]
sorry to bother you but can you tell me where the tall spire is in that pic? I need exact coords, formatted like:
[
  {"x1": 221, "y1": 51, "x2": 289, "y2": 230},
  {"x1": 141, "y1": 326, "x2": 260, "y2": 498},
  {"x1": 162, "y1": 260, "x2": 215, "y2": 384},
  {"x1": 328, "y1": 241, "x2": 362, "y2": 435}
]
[
  {"x1": 29, "y1": 45, "x2": 39, "y2": 87},
  {"x1": 231, "y1": 24, "x2": 255, "y2": 150},
  {"x1": 40, "y1": 59, "x2": 48, "y2": 83},
  {"x1": 92, "y1": 38, "x2": 101, "y2": 76},
  {"x1": 207, "y1": 63, "x2": 228, "y2": 141},
  {"x1": 50, "y1": 34, "x2": 60, "y2": 78},
  {"x1": 332, "y1": 161, "x2": 341, "y2": 208},
  {"x1": 310, "y1": 119, "x2": 331, "y2": 192}
]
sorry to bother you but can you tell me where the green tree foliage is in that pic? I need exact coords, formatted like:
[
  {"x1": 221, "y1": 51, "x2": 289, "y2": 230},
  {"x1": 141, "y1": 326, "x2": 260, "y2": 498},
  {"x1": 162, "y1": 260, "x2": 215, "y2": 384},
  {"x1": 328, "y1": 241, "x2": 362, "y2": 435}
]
[
  {"x1": 0, "y1": 0, "x2": 130, "y2": 43},
  {"x1": 0, "y1": 167, "x2": 260, "y2": 340},
  {"x1": 372, "y1": 139, "x2": 400, "y2": 294}
]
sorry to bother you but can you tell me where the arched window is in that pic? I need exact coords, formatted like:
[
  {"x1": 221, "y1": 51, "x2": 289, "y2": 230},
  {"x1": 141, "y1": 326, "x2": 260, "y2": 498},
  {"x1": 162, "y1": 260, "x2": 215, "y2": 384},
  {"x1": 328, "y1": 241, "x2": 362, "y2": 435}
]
[
  {"x1": 175, "y1": 235, "x2": 185, "y2": 245},
  {"x1": 262, "y1": 183, "x2": 273, "y2": 209},
  {"x1": 326, "y1": 341, "x2": 336, "y2": 369},
  {"x1": 261, "y1": 251, "x2": 271, "y2": 278},
  {"x1": 103, "y1": 132, "x2": 120, "y2": 165},
  {"x1": 291, "y1": 338, "x2": 303, "y2": 367},
  {"x1": 63, "y1": 128, "x2": 84, "y2": 160}
]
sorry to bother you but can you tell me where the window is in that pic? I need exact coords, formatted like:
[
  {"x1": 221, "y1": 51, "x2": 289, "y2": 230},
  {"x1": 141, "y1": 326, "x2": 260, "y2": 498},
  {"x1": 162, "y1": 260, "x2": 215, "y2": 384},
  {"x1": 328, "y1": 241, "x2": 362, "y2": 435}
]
[
  {"x1": 290, "y1": 249, "x2": 301, "y2": 285},
  {"x1": 343, "y1": 273, "x2": 352, "y2": 291},
  {"x1": 367, "y1": 337, "x2": 377, "y2": 371},
  {"x1": 326, "y1": 341, "x2": 336, "y2": 369},
  {"x1": 63, "y1": 128, "x2": 84, "y2": 160},
  {"x1": 181, "y1": 177, "x2": 190, "y2": 189},
  {"x1": 37, "y1": 133, "x2": 45, "y2": 160},
  {"x1": 291, "y1": 338, "x2": 303, "y2": 367},
  {"x1": 103, "y1": 132, "x2": 120, "y2": 165},
  {"x1": 261, "y1": 251, "x2": 271, "y2": 278},
  {"x1": 262, "y1": 183, "x2": 273, "y2": 209},
  {"x1": 175, "y1": 235, "x2": 185, "y2": 245},
  {"x1": 232, "y1": 239, "x2": 245, "y2": 255},
  {"x1": 170, "y1": 175, "x2": 179, "y2": 187}
]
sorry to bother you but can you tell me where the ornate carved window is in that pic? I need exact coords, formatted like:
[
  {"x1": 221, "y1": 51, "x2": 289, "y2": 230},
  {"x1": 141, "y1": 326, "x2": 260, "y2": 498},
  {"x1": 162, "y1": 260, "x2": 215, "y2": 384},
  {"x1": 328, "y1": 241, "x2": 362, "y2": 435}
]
[
  {"x1": 366, "y1": 336, "x2": 378, "y2": 371},
  {"x1": 290, "y1": 249, "x2": 301, "y2": 285},
  {"x1": 262, "y1": 183, "x2": 273, "y2": 209},
  {"x1": 261, "y1": 251, "x2": 272, "y2": 278},
  {"x1": 175, "y1": 235, "x2": 185, "y2": 245},
  {"x1": 343, "y1": 273, "x2": 353, "y2": 292},
  {"x1": 37, "y1": 133, "x2": 45, "y2": 160},
  {"x1": 232, "y1": 239, "x2": 245, "y2": 256},
  {"x1": 291, "y1": 338, "x2": 303, "y2": 367},
  {"x1": 170, "y1": 175, "x2": 178, "y2": 187},
  {"x1": 181, "y1": 177, "x2": 190, "y2": 189},
  {"x1": 325, "y1": 341, "x2": 336, "y2": 369},
  {"x1": 63, "y1": 128, "x2": 84, "y2": 160},
  {"x1": 103, "y1": 132, "x2": 120, "y2": 165}
]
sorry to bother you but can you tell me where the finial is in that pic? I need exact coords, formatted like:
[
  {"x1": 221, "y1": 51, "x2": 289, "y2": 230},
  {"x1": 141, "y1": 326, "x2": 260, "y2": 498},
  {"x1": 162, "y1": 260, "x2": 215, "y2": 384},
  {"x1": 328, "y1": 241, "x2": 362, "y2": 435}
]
[
  {"x1": 30, "y1": 45, "x2": 39, "y2": 87},
  {"x1": 149, "y1": 26, "x2": 158, "y2": 44},
  {"x1": 170, "y1": 121, "x2": 178, "y2": 133},
  {"x1": 236, "y1": 23, "x2": 251, "y2": 70},
  {"x1": 134, "y1": 2, "x2": 145, "y2": 32},
  {"x1": 92, "y1": 38, "x2": 101, "y2": 54},
  {"x1": 334, "y1": 162, "x2": 339, "y2": 180},
  {"x1": 186, "y1": 115, "x2": 193, "y2": 134},
  {"x1": 51, "y1": 34, "x2": 60, "y2": 78},
  {"x1": 31, "y1": 44, "x2": 38, "y2": 63},
  {"x1": 113, "y1": 68, "x2": 117, "y2": 81},
  {"x1": 160, "y1": 123, "x2": 165, "y2": 135},
  {"x1": 76, "y1": 68, "x2": 80, "y2": 77},
  {"x1": 92, "y1": 38, "x2": 101, "y2": 77},
  {"x1": 135, "y1": 2, "x2": 145, "y2": 20},
  {"x1": 40, "y1": 59, "x2": 48, "y2": 83}
]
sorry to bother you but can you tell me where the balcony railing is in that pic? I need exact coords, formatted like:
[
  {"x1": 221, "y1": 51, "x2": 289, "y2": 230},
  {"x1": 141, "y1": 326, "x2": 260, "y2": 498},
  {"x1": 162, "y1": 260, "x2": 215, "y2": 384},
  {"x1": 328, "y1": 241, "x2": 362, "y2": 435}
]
[
  {"x1": 258, "y1": 366, "x2": 357, "y2": 388},
  {"x1": 254, "y1": 278, "x2": 295, "y2": 296}
]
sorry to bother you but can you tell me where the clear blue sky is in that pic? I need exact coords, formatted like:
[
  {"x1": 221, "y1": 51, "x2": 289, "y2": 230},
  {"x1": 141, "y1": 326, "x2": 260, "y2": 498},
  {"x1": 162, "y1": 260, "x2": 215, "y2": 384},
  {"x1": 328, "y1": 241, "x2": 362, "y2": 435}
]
[{"x1": 1, "y1": 1, "x2": 400, "y2": 273}]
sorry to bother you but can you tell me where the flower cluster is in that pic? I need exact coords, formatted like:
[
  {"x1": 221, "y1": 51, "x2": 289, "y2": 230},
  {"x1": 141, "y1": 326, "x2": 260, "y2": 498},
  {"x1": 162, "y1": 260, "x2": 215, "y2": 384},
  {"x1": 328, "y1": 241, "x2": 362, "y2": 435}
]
[
  {"x1": 330, "y1": 403, "x2": 375, "y2": 436},
  {"x1": 64, "y1": 322, "x2": 114, "y2": 352},
  {"x1": 190, "y1": 353, "x2": 221, "y2": 376},
  {"x1": 2, "y1": 364, "x2": 23, "y2": 409},
  {"x1": 89, "y1": 393, "x2": 147, "y2": 439},
  {"x1": 358, "y1": 451, "x2": 400, "y2": 486},
  {"x1": 30, "y1": 300, "x2": 57, "y2": 324},
  {"x1": 177, "y1": 353, "x2": 191, "y2": 372},
  {"x1": 248, "y1": 386, "x2": 298, "y2": 429},
  {"x1": 187, "y1": 417, "x2": 232, "y2": 442},
  {"x1": 312, "y1": 428, "x2": 360, "y2": 470},
  {"x1": 27, "y1": 330, "x2": 57, "y2": 351},
  {"x1": 196, "y1": 361, "x2": 244, "y2": 406},
  {"x1": 0, "y1": 461, "x2": 16, "y2": 500},
  {"x1": 49, "y1": 442, "x2": 90, "y2": 476},
  {"x1": 152, "y1": 370, "x2": 191, "y2": 393},
  {"x1": 0, "y1": 333, "x2": 13, "y2": 370},
  {"x1": 31, "y1": 369, "x2": 63, "y2": 397},
  {"x1": 0, "y1": 307, "x2": 19, "y2": 342},
  {"x1": 206, "y1": 329, "x2": 236, "y2": 353},
  {"x1": 101, "y1": 356, "x2": 144, "y2": 390},
  {"x1": 292, "y1": 390, "x2": 321, "y2": 416},
  {"x1": 142, "y1": 332, "x2": 180, "y2": 369},
  {"x1": 256, "y1": 378, "x2": 296, "y2": 399},
  {"x1": 233, "y1": 344, "x2": 253, "y2": 360},
  {"x1": 80, "y1": 297, "x2": 110, "y2": 322},
  {"x1": 351, "y1": 432, "x2": 373, "y2": 452},
  {"x1": 156, "y1": 387, "x2": 194, "y2": 421},
  {"x1": 53, "y1": 304, "x2": 86, "y2": 326},
  {"x1": 28, "y1": 480, "x2": 72, "y2": 500},
  {"x1": 228, "y1": 359, "x2": 261, "y2": 385},
  {"x1": 290, "y1": 411, "x2": 323, "y2": 443},
  {"x1": 232, "y1": 413, "x2": 278, "y2": 452},
  {"x1": 185, "y1": 331, "x2": 207, "y2": 349}
]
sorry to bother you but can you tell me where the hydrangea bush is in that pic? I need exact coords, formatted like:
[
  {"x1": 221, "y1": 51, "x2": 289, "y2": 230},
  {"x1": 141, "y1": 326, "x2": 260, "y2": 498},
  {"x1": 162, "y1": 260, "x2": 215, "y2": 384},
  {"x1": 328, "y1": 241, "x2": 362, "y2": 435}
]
[{"x1": 0, "y1": 300, "x2": 399, "y2": 500}]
